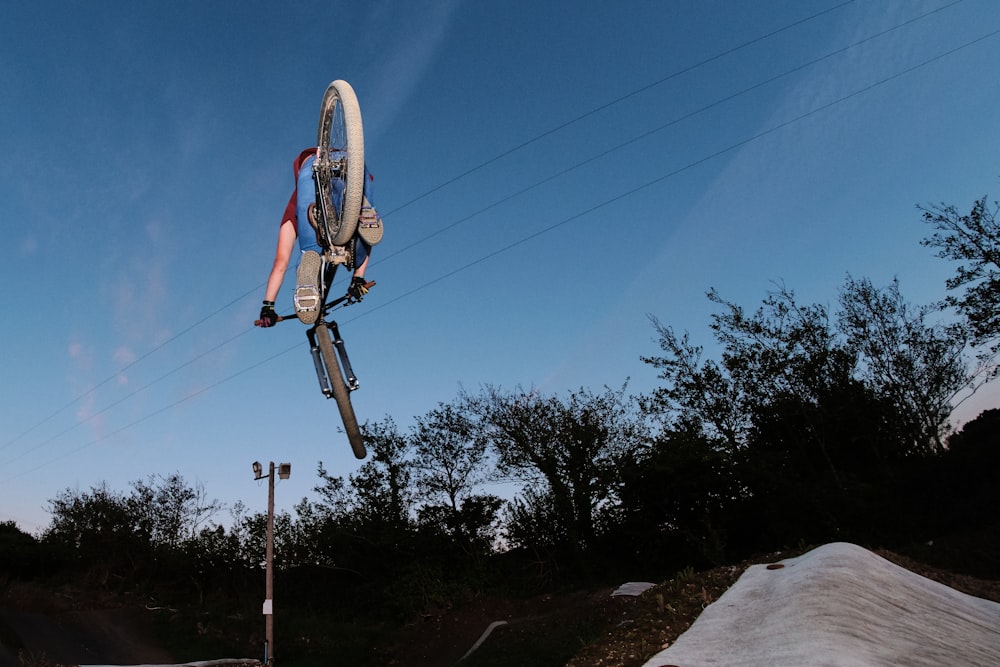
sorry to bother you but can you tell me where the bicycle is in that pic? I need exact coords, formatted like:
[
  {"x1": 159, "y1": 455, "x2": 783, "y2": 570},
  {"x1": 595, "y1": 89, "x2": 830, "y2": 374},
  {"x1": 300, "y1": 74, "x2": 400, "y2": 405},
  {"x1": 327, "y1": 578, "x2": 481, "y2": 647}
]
[{"x1": 255, "y1": 80, "x2": 371, "y2": 459}]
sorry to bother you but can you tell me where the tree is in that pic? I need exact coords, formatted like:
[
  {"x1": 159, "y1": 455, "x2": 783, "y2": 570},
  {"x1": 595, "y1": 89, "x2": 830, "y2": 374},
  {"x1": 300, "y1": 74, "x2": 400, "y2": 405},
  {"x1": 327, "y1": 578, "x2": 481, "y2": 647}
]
[
  {"x1": 42, "y1": 474, "x2": 227, "y2": 588},
  {"x1": 43, "y1": 482, "x2": 151, "y2": 583},
  {"x1": 640, "y1": 320, "x2": 747, "y2": 453},
  {"x1": 350, "y1": 417, "x2": 415, "y2": 530},
  {"x1": 920, "y1": 196, "x2": 1000, "y2": 352},
  {"x1": 288, "y1": 422, "x2": 417, "y2": 581},
  {"x1": 463, "y1": 384, "x2": 647, "y2": 559},
  {"x1": 644, "y1": 285, "x2": 881, "y2": 551},
  {"x1": 643, "y1": 284, "x2": 862, "y2": 471},
  {"x1": 616, "y1": 422, "x2": 742, "y2": 567},
  {"x1": 642, "y1": 278, "x2": 986, "y2": 552},
  {"x1": 646, "y1": 280, "x2": 981, "y2": 458},
  {"x1": 708, "y1": 285, "x2": 854, "y2": 407},
  {"x1": 838, "y1": 276, "x2": 977, "y2": 454},
  {"x1": 45, "y1": 482, "x2": 136, "y2": 548},
  {"x1": 130, "y1": 472, "x2": 223, "y2": 548},
  {"x1": 0, "y1": 521, "x2": 43, "y2": 578},
  {"x1": 410, "y1": 403, "x2": 501, "y2": 555}
]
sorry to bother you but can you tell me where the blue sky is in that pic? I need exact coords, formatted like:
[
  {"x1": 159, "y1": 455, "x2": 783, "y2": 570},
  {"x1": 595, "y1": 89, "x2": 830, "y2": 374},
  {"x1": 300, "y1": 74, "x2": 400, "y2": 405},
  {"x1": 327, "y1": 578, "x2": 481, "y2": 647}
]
[{"x1": 2, "y1": 0, "x2": 999, "y2": 533}]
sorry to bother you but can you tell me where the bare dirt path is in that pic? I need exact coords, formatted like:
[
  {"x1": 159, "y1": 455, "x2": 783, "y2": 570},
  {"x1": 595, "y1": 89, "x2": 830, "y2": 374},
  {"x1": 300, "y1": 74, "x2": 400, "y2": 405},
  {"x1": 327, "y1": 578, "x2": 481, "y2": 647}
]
[{"x1": 0, "y1": 583, "x2": 175, "y2": 667}]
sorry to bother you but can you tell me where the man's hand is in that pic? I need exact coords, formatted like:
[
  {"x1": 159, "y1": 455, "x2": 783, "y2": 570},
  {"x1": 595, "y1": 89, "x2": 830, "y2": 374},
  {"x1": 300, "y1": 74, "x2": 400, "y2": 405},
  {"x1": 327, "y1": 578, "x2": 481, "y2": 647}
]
[
  {"x1": 258, "y1": 300, "x2": 278, "y2": 327},
  {"x1": 347, "y1": 276, "x2": 369, "y2": 301}
]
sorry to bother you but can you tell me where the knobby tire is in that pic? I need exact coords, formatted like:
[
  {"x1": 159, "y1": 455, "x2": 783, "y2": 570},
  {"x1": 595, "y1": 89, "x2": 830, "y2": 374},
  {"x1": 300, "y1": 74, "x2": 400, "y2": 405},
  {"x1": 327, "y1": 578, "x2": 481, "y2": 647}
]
[
  {"x1": 316, "y1": 79, "x2": 365, "y2": 247},
  {"x1": 315, "y1": 322, "x2": 366, "y2": 459}
]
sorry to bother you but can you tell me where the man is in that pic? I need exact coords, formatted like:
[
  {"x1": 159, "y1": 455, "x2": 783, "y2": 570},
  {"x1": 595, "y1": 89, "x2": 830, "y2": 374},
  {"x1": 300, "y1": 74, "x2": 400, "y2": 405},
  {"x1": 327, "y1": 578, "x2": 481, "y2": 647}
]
[{"x1": 258, "y1": 148, "x2": 381, "y2": 327}]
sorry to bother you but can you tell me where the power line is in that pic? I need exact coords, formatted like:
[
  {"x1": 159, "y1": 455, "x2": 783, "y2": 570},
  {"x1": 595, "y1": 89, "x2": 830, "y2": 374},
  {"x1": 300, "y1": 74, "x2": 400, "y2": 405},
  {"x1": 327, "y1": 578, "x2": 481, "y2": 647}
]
[
  {"x1": 261, "y1": 26, "x2": 1000, "y2": 331},
  {"x1": 8, "y1": 22, "x2": 995, "y2": 481},
  {"x1": 0, "y1": 1, "x2": 861, "y2": 459},
  {"x1": 2, "y1": 327, "x2": 257, "y2": 466},
  {"x1": 383, "y1": 0, "x2": 859, "y2": 217},
  {"x1": 375, "y1": 0, "x2": 966, "y2": 268},
  {"x1": 0, "y1": 283, "x2": 262, "y2": 454},
  {"x1": 3, "y1": 337, "x2": 301, "y2": 481}
]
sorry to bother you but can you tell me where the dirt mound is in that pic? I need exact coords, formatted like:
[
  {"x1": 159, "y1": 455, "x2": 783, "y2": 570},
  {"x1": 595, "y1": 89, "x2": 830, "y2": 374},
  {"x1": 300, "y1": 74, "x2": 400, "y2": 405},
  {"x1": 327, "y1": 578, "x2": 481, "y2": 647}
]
[{"x1": 645, "y1": 543, "x2": 1000, "y2": 666}]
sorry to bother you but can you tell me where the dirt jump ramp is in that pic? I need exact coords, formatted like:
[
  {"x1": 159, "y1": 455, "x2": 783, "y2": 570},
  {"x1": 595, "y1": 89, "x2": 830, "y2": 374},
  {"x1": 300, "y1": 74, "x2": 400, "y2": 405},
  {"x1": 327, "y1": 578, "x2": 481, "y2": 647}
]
[{"x1": 643, "y1": 542, "x2": 1000, "y2": 667}]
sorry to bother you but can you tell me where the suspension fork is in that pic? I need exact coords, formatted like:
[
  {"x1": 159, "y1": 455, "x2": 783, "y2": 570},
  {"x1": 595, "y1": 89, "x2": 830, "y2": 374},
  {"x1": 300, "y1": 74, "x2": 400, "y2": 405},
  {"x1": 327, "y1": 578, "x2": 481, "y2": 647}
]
[
  {"x1": 306, "y1": 327, "x2": 331, "y2": 397},
  {"x1": 328, "y1": 320, "x2": 359, "y2": 391},
  {"x1": 306, "y1": 321, "x2": 360, "y2": 395}
]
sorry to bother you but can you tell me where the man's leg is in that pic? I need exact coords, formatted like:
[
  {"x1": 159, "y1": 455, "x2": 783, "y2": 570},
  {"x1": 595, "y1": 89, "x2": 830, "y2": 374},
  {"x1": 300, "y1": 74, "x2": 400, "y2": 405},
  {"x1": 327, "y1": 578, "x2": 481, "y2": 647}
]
[{"x1": 294, "y1": 155, "x2": 322, "y2": 324}]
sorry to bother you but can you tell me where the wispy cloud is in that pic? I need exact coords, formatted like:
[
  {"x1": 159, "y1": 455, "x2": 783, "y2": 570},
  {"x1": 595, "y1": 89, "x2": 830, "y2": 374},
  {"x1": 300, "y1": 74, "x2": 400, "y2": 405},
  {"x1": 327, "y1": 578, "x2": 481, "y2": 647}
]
[
  {"x1": 67, "y1": 340, "x2": 93, "y2": 370},
  {"x1": 107, "y1": 217, "x2": 174, "y2": 350},
  {"x1": 65, "y1": 341, "x2": 110, "y2": 440},
  {"x1": 687, "y1": 2, "x2": 940, "y2": 218},
  {"x1": 360, "y1": 0, "x2": 464, "y2": 136},
  {"x1": 18, "y1": 235, "x2": 38, "y2": 256},
  {"x1": 114, "y1": 345, "x2": 137, "y2": 366}
]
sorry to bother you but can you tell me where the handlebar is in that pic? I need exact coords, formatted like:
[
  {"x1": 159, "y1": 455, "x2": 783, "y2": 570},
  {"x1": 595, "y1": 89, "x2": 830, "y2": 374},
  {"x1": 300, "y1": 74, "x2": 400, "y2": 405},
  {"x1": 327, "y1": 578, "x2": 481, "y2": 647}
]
[{"x1": 254, "y1": 281, "x2": 375, "y2": 327}]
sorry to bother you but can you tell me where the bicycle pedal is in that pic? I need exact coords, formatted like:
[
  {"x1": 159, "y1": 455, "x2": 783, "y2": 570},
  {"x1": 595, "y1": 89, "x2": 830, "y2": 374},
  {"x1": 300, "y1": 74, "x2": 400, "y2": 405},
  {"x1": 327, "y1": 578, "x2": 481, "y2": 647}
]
[
  {"x1": 294, "y1": 287, "x2": 320, "y2": 310},
  {"x1": 325, "y1": 246, "x2": 351, "y2": 266}
]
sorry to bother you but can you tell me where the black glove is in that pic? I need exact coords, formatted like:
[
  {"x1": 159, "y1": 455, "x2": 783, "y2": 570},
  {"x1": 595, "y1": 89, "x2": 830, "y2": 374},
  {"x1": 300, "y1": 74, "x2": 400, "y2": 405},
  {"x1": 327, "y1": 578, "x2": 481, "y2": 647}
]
[
  {"x1": 347, "y1": 276, "x2": 369, "y2": 300},
  {"x1": 258, "y1": 300, "x2": 278, "y2": 327}
]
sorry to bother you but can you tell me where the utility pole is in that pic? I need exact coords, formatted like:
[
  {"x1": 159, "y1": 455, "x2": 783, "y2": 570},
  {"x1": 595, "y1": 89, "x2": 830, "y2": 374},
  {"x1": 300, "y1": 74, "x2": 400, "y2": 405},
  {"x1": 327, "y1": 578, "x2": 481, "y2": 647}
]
[{"x1": 253, "y1": 460, "x2": 290, "y2": 666}]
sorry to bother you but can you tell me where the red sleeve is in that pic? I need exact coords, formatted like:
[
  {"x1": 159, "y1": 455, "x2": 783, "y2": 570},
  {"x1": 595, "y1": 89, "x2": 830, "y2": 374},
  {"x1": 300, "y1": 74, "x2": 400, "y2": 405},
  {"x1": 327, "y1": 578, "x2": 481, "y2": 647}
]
[
  {"x1": 282, "y1": 190, "x2": 296, "y2": 230},
  {"x1": 282, "y1": 148, "x2": 316, "y2": 230}
]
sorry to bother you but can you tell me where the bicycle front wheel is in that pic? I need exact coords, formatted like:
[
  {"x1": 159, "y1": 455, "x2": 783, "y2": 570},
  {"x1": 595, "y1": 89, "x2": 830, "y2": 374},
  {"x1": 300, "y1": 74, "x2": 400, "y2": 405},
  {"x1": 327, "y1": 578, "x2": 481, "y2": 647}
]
[
  {"x1": 315, "y1": 322, "x2": 366, "y2": 459},
  {"x1": 315, "y1": 79, "x2": 365, "y2": 247}
]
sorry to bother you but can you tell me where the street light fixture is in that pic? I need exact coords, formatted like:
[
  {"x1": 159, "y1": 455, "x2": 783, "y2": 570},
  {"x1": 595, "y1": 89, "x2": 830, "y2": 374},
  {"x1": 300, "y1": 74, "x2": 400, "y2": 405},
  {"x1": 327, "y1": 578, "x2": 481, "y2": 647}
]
[{"x1": 252, "y1": 460, "x2": 291, "y2": 666}]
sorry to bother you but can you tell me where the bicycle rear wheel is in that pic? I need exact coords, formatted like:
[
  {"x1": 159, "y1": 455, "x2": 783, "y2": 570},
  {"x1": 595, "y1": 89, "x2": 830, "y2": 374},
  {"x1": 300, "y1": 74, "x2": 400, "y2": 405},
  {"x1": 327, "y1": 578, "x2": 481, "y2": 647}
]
[
  {"x1": 315, "y1": 79, "x2": 365, "y2": 247},
  {"x1": 315, "y1": 322, "x2": 366, "y2": 459}
]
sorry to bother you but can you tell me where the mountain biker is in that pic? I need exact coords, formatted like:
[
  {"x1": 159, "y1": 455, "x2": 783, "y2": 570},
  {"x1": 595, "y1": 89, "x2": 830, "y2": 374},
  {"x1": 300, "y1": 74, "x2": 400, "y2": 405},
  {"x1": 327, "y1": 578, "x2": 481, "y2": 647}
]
[{"x1": 258, "y1": 148, "x2": 382, "y2": 327}]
